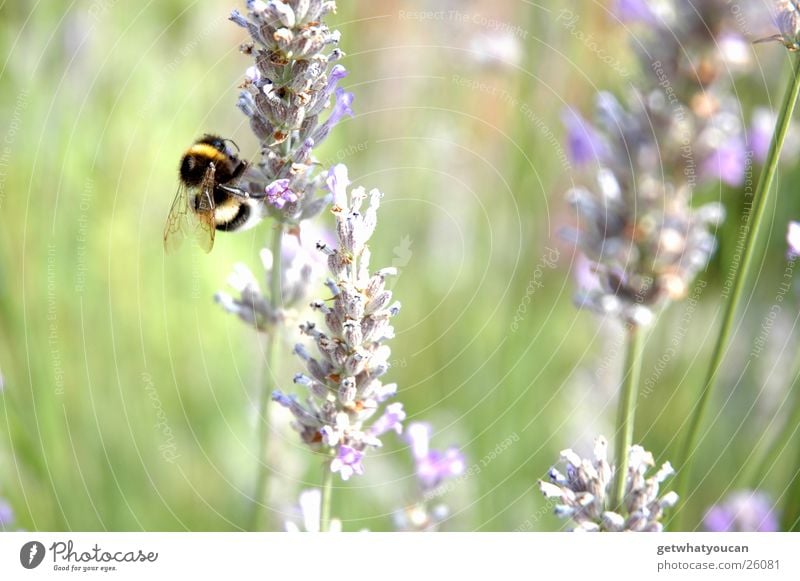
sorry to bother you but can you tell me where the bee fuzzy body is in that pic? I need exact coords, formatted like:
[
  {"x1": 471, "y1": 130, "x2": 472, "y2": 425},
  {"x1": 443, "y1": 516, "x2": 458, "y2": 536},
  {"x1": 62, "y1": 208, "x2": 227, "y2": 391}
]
[
  {"x1": 178, "y1": 134, "x2": 261, "y2": 232},
  {"x1": 179, "y1": 135, "x2": 246, "y2": 187},
  {"x1": 164, "y1": 134, "x2": 266, "y2": 253}
]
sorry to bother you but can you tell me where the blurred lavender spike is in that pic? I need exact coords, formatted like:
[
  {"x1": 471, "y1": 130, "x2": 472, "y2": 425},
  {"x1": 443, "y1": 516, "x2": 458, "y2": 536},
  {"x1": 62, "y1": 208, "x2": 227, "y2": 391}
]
[
  {"x1": 612, "y1": 0, "x2": 656, "y2": 23},
  {"x1": 787, "y1": 221, "x2": 800, "y2": 257},
  {"x1": 701, "y1": 135, "x2": 747, "y2": 187},
  {"x1": 215, "y1": 227, "x2": 326, "y2": 331},
  {"x1": 559, "y1": 0, "x2": 761, "y2": 325},
  {"x1": 405, "y1": 422, "x2": 466, "y2": 492},
  {"x1": 0, "y1": 498, "x2": 14, "y2": 530},
  {"x1": 285, "y1": 489, "x2": 342, "y2": 532},
  {"x1": 704, "y1": 491, "x2": 779, "y2": 532},
  {"x1": 561, "y1": 108, "x2": 608, "y2": 167},
  {"x1": 393, "y1": 422, "x2": 465, "y2": 531}
]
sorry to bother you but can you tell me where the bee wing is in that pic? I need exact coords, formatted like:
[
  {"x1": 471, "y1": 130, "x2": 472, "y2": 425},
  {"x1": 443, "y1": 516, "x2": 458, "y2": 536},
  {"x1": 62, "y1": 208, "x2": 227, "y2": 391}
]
[
  {"x1": 163, "y1": 183, "x2": 193, "y2": 254},
  {"x1": 193, "y1": 165, "x2": 217, "y2": 253},
  {"x1": 162, "y1": 164, "x2": 216, "y2": 254}
]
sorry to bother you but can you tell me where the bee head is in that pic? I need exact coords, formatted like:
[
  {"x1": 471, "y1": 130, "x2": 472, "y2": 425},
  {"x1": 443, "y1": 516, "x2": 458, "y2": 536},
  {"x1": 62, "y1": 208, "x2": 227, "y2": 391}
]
[{"x1": 198, "y1": 134, "x2": 240, "y2": 160}]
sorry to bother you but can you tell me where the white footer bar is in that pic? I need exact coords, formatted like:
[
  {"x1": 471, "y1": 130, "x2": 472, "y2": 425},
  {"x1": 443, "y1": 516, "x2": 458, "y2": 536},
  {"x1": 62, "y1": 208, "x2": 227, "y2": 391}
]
[{"x1": 1, "y1": 532, "x2": 798, "y2": 580}]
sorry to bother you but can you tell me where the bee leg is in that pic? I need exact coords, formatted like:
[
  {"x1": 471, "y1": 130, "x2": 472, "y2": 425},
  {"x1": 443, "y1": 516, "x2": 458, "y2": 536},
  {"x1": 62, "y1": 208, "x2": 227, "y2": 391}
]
[
  {"x1": 218, "y1": 184, "x2": 251, "y2": 198},
  {"x1": 234, "y1": 186, "x2": 270, "y2": 200}
]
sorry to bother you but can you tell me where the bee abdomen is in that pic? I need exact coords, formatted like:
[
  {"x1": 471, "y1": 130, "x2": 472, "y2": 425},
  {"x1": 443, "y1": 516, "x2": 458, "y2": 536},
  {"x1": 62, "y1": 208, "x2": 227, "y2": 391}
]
[
  {"x1": 214, "y1": 197, "x2": 266, "y2": 233},
  {"x1": 215, "y1": 200, "x2": 251, "y2": 232}
]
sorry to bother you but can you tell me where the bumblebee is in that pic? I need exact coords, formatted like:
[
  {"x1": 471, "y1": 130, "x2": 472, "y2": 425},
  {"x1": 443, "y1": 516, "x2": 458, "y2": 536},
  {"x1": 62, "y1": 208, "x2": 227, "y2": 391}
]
[{"x1": 163, "y1": 134, "x2": 264, "y2": 253}]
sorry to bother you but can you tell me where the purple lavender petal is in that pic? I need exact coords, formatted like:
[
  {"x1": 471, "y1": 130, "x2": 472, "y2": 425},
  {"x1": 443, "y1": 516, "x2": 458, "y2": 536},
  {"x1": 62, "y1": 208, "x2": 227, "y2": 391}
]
[
  {"x1": 703, "y1": 491, "x2": 779, "y2": 532},
  {"x1": 272, "y1": 391, "x2": 295, "y2": 408},
  {"x1": 312, "y1": 89, "x2": 355, "y2": 145},
  {"x1": 703, "y1": 505, "x2": 734, "y2": 532},
  {"x1": 759, "y1": 514, "x2": 780, "y2": 532},
  {"x1": 574, "y1": 254, "x2": 602, "y2": 293},
  {"x1": 612, "y1": 0, "x2": 655, "y2": 23},
  {"x1": 442, "y1": 448, "x2": 466, "y2": 476},
  {"x1": 0, "y1": 499, "x2": 13, "y2": 528},
  {"x1": 701, "y1": 137, "x2": 746, "y2": 187},
  {"x1": 265, "y1": 178, "x2": 298, "y2": 209},
  {"x1": 325, "y1": 64, "x2": 348, "y2": 96},
  {"x1": 292, "y1": 138, "x2": 315, "y2": 165},
  {"x1": 368, "y1": 402, "x2": 406, "y2": 438},
  {"x1": 229, "y1": 9, "x2": 249, "y2": 28},
  {"x1": 326, "y1": 164, "x2": 350, "y2": 208},
  {"x1": 331, "y1": 445, "x2": 364, "y2": 481},
  {"x1": 328, "y1": 88, "x2": 354, "y2": 129},
  {"x1": 417, "y1": 446, "x2": 466, "y2": 490},
  {"x1": 561, "y1": 107, "x2": 607, "y2": 166},
  {"x1": 404, "y1": 422, "x2": 432, "y2": 461}
]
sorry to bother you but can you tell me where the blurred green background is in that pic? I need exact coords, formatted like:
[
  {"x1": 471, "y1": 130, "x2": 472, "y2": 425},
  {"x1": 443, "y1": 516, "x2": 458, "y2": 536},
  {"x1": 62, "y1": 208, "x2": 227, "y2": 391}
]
[{"x1": 1, "y1": 0, "x2": 799, "y2": 532}]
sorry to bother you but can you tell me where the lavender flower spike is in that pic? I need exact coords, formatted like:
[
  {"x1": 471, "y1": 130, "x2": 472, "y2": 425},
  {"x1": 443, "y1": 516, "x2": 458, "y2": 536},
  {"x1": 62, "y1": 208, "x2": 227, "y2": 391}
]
[
  {"x1": 539, "y1": 436, "x2": 678, "y2": 531},
  {"x1": 273, "y1": 164, "x2": 405, "y2": 479},
  {"x1": 231, "y1": 0, "x2": 347, "y2": 224},
  {"x1": 704, "y1": 491, "x2": 779, "y2": 532},
  {"x1": 285, "y1": 489, "x2": 342, "y2": 532},
  {"x1": 215, "y1": 229, "x2": 322, "y2": 331},
  {"x1": 394, "y1": 422, "x2": 465, "y2": 531}
]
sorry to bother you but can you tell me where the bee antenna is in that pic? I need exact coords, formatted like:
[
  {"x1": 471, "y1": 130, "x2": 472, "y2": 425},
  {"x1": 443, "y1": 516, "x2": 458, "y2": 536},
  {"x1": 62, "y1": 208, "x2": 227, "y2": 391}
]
[{"x1": 224, "y1": 138, "x2": 241, "y2": 152}]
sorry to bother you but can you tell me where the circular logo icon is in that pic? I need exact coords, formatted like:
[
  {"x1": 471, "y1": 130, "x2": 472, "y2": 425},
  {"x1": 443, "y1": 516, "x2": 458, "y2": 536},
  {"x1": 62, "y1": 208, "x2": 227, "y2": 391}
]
[{"x1": 20, "y1": 541, "x2": 45, "y2": 569}]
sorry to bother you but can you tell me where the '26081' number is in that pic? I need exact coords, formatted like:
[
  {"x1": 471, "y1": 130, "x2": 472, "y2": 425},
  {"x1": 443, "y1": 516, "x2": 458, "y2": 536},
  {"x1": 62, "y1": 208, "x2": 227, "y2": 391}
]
[{"x1": 744, "y1": 560, "x2": 779, "y2": 570}]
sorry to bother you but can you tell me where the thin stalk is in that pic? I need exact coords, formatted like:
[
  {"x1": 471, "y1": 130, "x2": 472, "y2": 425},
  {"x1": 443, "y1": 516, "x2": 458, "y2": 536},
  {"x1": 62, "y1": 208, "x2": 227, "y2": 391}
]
[
  {"x1": 320, "y1": 460, "x2": 334, "y2": 532},
  {"x1": 673, "y1": 54, "x2": 800, "y2": 529},
  {"x1": 611, "y1": 325, "x2": 644, "y2": 511},
  {"x1": 250, "y1": 223, "x2": 284, "y2": 531},
  {"x1": 776, "y1": 355, "x2": 800, "y2": 530},
  {"x1": 782, "y1": 441, "x2": 800, "y2": 531}
]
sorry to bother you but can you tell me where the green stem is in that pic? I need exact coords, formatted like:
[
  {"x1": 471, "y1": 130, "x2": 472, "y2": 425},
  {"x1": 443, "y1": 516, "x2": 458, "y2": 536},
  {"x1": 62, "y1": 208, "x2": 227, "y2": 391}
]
[
  {"x1": 782, "y1": 440, "x2": 800, "y2": 531},
  {"x1": 673, "y1": 54, "x2": 800, "y2": 529},
  {"x1": 320, "y1": 460, "x2": 334, "y2": 532},
  {"x1": 611, "y1": 325, "x2": 644, "y2": 511},
  {"x1": 778, "y1": 356, "x2": 800, "y2": 530},
  {"x1": 269, "y1": 223, "x2": 284, "y2": 310},
  {"x1": 250, "y1": 223, "x2": 284, "y2": 531}
]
